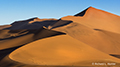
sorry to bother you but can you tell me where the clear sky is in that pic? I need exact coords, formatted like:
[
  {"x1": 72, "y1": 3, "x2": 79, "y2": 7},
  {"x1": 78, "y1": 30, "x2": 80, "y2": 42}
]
[{"x1": 0, "y1": 0, "x2": 120, "y2": 25}]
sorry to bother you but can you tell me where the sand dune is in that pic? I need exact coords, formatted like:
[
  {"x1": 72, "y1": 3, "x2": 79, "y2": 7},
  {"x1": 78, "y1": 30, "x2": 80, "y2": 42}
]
[
  {"x1": 52, "y1": 22, "x2": 120, "y2": 54},
  {"x1": 0, "y1": 28, "x2": 65, "y2": 50},
  {"x1": 5, "y1": 17, "x2": 73, "y2": 31},
  {"x1": 0, "y1": 6, "x2": 120, "y2": 67},
  {"x1": 61, "y1": 7, "x2": 120, "y2": 34},
  {"x1": 6, "y1": 18, "x2": 58, "y2": 30},
  {"x1": 9, "y1": 35, "x2": 120, "y2": 66}
]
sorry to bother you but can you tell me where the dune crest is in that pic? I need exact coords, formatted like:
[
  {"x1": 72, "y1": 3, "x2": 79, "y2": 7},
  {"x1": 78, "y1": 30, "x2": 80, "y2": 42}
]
[
  {"x1": 75, "y1": 6, "x2": 120, "y2": 17},
  {"x1": 61, "y1": 7, "x2": 120, "y2": 33},
  {"x1": 0, "y1": 25, "x2": 11, "y2": 30},
  {"x1": 29, "y1": 18, "x2": 57, "y2": 24}
]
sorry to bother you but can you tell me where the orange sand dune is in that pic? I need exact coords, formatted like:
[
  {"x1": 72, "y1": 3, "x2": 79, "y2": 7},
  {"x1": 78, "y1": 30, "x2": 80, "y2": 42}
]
[
  {"x1": 9, "y1": 35, "x2": 120, "y2": 66},
  {"x1": 61, "y1": 7, "x2": 120, "y2": 34},
  {"x1": 52, "y1": 22, "x2": 120, "y2": 54},
  {"x1": 0, "y1": 7, "x2": 120, "y2": 67}
]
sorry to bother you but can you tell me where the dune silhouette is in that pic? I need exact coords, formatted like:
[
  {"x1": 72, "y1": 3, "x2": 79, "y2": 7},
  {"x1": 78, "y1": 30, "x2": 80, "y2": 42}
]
[{"x1": 0, "y1": 6, "x2": 120, "y2": 67}]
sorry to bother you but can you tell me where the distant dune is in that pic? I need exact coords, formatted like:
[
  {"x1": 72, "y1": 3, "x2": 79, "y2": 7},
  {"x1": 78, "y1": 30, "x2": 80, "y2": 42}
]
[{"x1": 0, "y1": 7, "x2": 120, "y2": 67}]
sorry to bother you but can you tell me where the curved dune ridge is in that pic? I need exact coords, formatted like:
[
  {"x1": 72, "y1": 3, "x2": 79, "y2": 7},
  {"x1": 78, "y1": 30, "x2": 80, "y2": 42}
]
[
  {"x1": 9, "y1": 35, "x2": 120, "y2": 66},
  {"x1": 0, "y1": 6, "x2": 120, "y2": 67}
]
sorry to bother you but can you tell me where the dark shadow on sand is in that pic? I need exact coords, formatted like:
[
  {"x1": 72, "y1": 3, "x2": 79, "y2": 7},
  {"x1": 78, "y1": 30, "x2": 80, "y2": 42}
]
[
  {"x1": 110, "y1": 54, "x2": 120, "y2": 59},
  {"x1": 4, "y1": 17, "x2": 72, "y2": 30},
  {"x1": 74, "y1": 7, "x2": 90, "y2": 17},
  {"x1": 0, "y1": 45, "x2": 23, "y2": 61},
  {"x1": 94, "y1": 29, "x2": 103, "y2": 31},
  {"x1": 5, "y1": 20, "x2": 58, "y2": 30}
]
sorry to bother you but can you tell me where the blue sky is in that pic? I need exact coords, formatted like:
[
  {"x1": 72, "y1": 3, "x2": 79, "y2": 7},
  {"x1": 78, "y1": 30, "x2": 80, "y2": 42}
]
[{"x1": 0, "y1": 0, "x2": 120, "y2": 25}]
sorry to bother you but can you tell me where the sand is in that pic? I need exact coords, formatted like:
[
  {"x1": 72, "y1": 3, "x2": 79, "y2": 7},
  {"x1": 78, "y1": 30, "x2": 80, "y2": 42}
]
[
  {"x1": 0, "y1": 25, "x2": 11, "y2": 30},
  {"x1": 52, "y1": 22, "x2": 120, "y2": 54},
  {"x1": 61, "y1": 7, "x2": 120, "y2": 34},
  {"x1": 9, "y1": 35, "x2": 120, "y2": 66},
  {"x1": 0, "y1": 6, "x2": 120, "y2": 67}
]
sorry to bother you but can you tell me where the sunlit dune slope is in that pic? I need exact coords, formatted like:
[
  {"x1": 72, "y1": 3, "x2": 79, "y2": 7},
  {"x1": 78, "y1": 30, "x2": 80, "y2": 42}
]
[
  {"x1": 52, "y1": 22, "x2": 120, "y2": 54},
  {"x1": 61, "y1": 7, "x2": 120, "y2": 34},
  {"x1": 0, "y1": 25, "x2": 11, "y2": 30},
  {"x1": 9, "y1": 35, "x2": 120, "y2": 66}
]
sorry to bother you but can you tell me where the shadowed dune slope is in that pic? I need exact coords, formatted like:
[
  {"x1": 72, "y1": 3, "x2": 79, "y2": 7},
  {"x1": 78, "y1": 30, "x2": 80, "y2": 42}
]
[
  {"x1": 61, "y1": 7, "x2": 120, "y2": 34},
  {"x1": 4, "y1": 17, "x2": 73, "y2": 31},
  {"x1": 9, "y1": 35, "x2": 120, "y2": 66},
  {"x1": 0, "y1": 28, "x2": 65, "y2": 50},
  {"x1": 6, "y1": 18, "x2": 57, "y2": 30},
  {"x1": 74, "y1": 7, "x2": 89, "y2": 16},
  {"x1": 52, "y1": 22, "x2": 120, "y2": 54}
]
